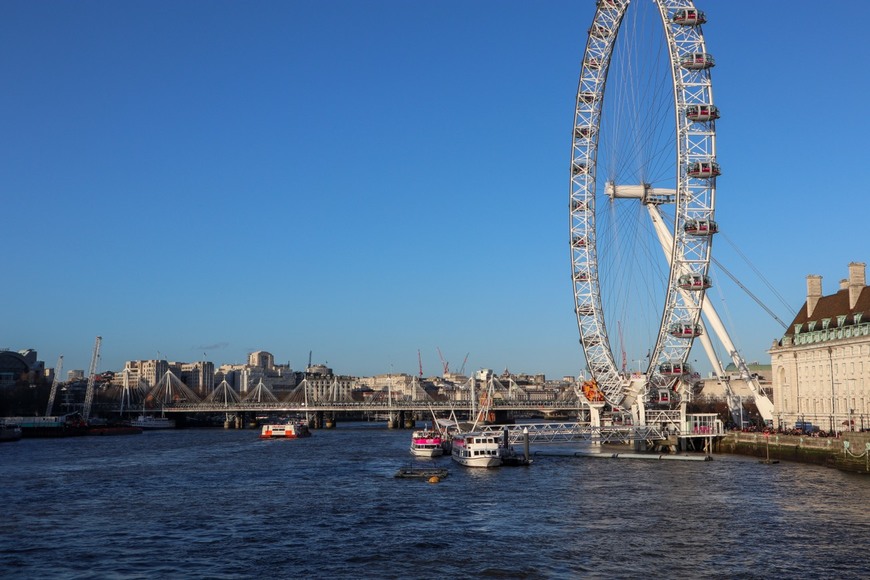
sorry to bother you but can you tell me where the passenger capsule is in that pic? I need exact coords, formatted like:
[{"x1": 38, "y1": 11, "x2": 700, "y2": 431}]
[
  {"x1": 586, "y1": 57, "x2": 602, "y2": 71},
  {"x1": 683, "y1": 219, "x2": 718, "y2": 236},
  {"x1": 572, "y1": 161, "x2": 588, "y2": 175},
  {"x1": 577, "y1": 304, "x2": 594, "y2": 316},
  {"x1": 572, "y1": 199, "x2": 588, "y2": 211},
  {"x1": 596, "y1": 0, "x2": 624, "y2": 8},
  {"x1": 672, "y1": 8, "x2": 706, "y2": 26},
  {"x1": 574, "y1": 126, "x2": 596, "y2": 139},
  {"x1": 574, "y1": 271, "x2": 590, "y2": 282},
  {"x1": 678, "y1": 274, "x2": 712, "y2": 290},
  {"x1": 669, "y1": 322, "x2": 703, "y2": 338},
  {"x1": 685, "y1": 104, "x2": 719, "y2": 122},
  {"x1": 659, "y1": 362, "x2": 691, "y2": 376},
  {"x1": 578, "y1": 92, "x2": 598, "y2": 105},
  {"x1": 585, "y1": 336, "x2": 602, "y2": 347},
  {"x1": 572, "y1": 236, "x2": 587, "y2": 247},
  {"x1": 686, "y1": 160, "x2": 720, "y2": 178},
  {"x1": 680, "y1": 52, "x2": 715, "y2": 70},
  {"x1": 589, "y1": 24, "x2": 611, "y2": 39}
]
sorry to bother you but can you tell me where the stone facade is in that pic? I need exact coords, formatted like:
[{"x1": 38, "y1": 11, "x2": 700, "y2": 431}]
[{"x1": 769, "y1": 262, "x2": 870, "y2": 432}]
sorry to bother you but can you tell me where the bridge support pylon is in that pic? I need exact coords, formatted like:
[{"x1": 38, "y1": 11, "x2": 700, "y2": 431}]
[{"x1": 588, "y1": 403, "x2": 605, "y2": 447}]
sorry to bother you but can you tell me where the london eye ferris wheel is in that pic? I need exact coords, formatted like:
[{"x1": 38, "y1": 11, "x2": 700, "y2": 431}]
[{"x1": 570, "y1": 0, "x2": 719, "y2": 410}]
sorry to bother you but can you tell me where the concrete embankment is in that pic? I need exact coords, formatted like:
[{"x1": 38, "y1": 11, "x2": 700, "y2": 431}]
[{"x1": 718, "y1": 431, "x2": 870, "y2": 474}]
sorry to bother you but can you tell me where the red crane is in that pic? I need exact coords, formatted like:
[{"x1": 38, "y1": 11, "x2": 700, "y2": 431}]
[
  {"x1": 417, "y1": 349, "x2": 423, "y2": 378},
  {"x1": 436, "y1": 347, "x2": 449, "y2": 375}
]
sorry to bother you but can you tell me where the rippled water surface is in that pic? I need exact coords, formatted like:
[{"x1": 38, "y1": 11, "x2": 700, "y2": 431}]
[{"x1": 1, "y1": 424, "x2": 868, "y2": 578}]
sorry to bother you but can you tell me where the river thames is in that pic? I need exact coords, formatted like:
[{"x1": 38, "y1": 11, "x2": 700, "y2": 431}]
[{"x1": 1, "y1": 423, "x2": 867, "y2": 578}]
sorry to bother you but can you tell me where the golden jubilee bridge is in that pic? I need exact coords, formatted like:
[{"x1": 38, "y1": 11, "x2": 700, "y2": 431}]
[{"x1": 94, "y1": 371, "x2": 724, "y2": 448}]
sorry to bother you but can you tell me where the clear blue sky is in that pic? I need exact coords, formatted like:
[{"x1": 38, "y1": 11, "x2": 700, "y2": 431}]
[{"x1": 2, "y1": 1, "x2": 868, "y2": 379}]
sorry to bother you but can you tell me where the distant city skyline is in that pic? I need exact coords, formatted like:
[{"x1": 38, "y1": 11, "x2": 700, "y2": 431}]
[{"x1": 3, "y1": 1, "x2": 868, "y2": 379}]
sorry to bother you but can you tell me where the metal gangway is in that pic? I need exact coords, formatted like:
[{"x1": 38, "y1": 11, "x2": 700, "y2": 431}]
[{"x1": 476, "y1": 411, "x2": 723, "y2": 445}]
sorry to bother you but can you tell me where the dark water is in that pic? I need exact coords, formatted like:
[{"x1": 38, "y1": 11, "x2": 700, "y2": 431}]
[{"x1": 1, "y1": 423, "x2": 868, "y2": 579}]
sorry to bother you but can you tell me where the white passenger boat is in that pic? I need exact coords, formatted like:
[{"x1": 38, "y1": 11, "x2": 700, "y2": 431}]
[
  {"x1": 409, "y1": 429, "x2": 444, "y2": 457},
  {"x1": 450, "y1": 432, "x2": 504, "y2": 468},
  {"x1": 130, "y1": 415, "x2": 176, "y2": 430},
  {"x1": 259, "y1": 422, "x2": 311, "y2": 439}
]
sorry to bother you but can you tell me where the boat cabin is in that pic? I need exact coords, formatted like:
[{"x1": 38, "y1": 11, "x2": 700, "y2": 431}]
[
  {"x1": 683, "y1": 219, "x2": 718, "y2": 236},
  {"x1": 669, "y1": 322, "x2": 703, "y2": 338},
  {"x1": 672, "y1": 8, "x2": 706, "y2": 26},
  {"x1": 685, "y1": 104, "x2": 719, "y2": 122},
  {"x1": 680, "y1": 52, "x2": 715, "y2": 70},
  {"x1": 678, "y1": 273, "x2": 712, "y2": 290},
  {"x1": 686, "y1": 160, "x2": 721, "y2": 178}
]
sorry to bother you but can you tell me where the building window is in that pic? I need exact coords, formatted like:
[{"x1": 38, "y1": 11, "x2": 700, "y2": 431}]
[
  {"x1": 808, "y1": 321, "x2": 817, "y2": 332},
  {"x1": 837, "y1": 315, "x2": 847, "y2": 327},
  {"x1": 822, "y1": 318, "x2": 831, "y2": 330}
]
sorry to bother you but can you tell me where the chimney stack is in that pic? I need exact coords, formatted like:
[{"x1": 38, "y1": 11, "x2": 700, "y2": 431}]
[
  {"x1": 806, "y1": 275, "x2": 822, "y2": 318},
  {"x1": 848, "y1": 262, "x2": 866, "y2": 310}
]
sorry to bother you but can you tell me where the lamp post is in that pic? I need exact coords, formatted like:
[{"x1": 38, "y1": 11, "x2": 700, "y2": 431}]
[{"x1": 828, "y1": 347, "x2": 836, "y2": 434}]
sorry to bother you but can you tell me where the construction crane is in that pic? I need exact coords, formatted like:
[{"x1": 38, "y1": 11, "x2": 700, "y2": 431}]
[
  {"x1": 45, "y1": 355, "x2": 63, "y2": 417},
  {"x1": 82, "y1": 336, "x2": 102, "y2": 422},
  {"x1": 436, "y1": 347, "x2": 449, "y2": 375},
  {"x1": 458, "y1": 353, "x2": 470, "y2": 376},
  {"x1": 417, "y1": 349, "x2": 423, "y2": 378}
]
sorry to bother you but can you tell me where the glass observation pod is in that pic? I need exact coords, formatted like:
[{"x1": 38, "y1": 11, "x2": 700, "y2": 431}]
[
  {"x1": 685, "y1": 104, "x2": 719, "y2": 122},
  {"x1": 589, "y1": 24, "x2": 611, "y2": 39},
  {"x1": 577, "y1": 304, "x2": 595, "y2": 316},
  {"x1": 669, "y1": 322, "x2": 703, "y2": 338},
  {"x1": 596, "y1": 0, "x2": 624, "y2": 8},
  {"x1": 573, "y1": 161, "x2": 588, "y2": 175},
  {"x1": 678, "y1": 273, "x2": 712, "y2": 290},
  {"x1": 574, "y1": 271, "x2": 590, "y2": 282},
  {"x1": 687, "y1": 160, "x2": 721, "y2": 178},
  {"x1": 572, "y1": 199, "x2": 588, "y2": 211},
  {"x1": 584, "y1": 336, "x2": 602, "y2": 347},
  {"x1": 572, "y1": 235, "x2": 587, "y2": 247},
  {"x1": 574, "y1": 126, "x2": 596, "y2": 139},
  {"x1": 683, "y1": 219, "x2": 719, "y2": 236},
  {"x1": 586, "y1": 57, "x2": 602, "y2": 70},
  {"x1": 672, "y1": 8, "x2": 706, "y2": 26},
  {"x1": 680, "y1": 52, "x2": 715, "y2": 70},
  {"x1": 659, "y1": 362, "x2": 691, "y2": 376},
  {"x1": 578, "y1": 92, "x2": 598, "y2": 105}
]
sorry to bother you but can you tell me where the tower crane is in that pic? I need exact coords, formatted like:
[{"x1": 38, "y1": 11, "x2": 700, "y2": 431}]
[
  {"x1": 458, "y1": 353, "x2": 470, "y2": 376},
  {"x1": 45, "y1": 355, "x2": 63, "y2": 417},
  {"x1": 417, "y1": 349, "x2": 423, "y2": 378},
  {"x1": 82, "y1": 336, "x2": 102, "y2": 422},
  {"x1": 436, "y1": 347, "x2": 449, "y2": 375}
]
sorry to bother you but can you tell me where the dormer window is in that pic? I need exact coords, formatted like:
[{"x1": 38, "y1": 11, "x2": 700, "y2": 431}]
[
  {"x1": 837, "y1": 315, "x2": 847, "y2": 327},
  {"x1": 807, "y1": 321, "x2": 817, "y2": 332},
  {"x1": 855, "y1": 312, "x2": 864, "y2": 325},
  {"x1": 821, "y1": 318, "x2": 831, "y2": 330},
  {"x1": 794, "y1": 323, "x2": 803, "y2": 334}
]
